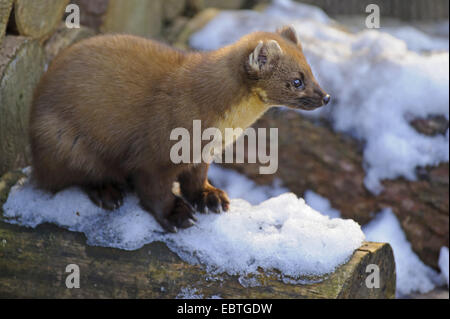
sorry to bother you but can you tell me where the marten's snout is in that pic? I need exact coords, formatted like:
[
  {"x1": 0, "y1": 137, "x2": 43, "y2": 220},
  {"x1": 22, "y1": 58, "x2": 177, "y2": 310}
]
[{"x1": 295, "y1": 88, "x2": 330, "y2": 110}]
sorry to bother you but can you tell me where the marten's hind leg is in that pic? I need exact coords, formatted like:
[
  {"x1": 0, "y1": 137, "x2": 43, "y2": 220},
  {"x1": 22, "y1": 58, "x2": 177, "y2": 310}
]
[
  {"x1": 134, "y1": 168, "x2": 196, "y2": 233},
  {"x1": 30, "y1": 116, "x2": 127, "y2": 210}
]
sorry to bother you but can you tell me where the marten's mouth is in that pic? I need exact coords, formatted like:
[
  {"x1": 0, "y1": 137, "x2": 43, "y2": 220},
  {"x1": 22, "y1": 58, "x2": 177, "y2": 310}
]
[
  {"x1": 295, "y1": 97, "x2": 326, "y2": 110},
  {"x1": 282, "y1": 104, "x2": 322, "y2": 111},
  {"x1": 282, "y1": 103, "x2": 322, "y2": 111},
  {"x1": 297, "y1": 104, "x2": 323, "y2": 110}
]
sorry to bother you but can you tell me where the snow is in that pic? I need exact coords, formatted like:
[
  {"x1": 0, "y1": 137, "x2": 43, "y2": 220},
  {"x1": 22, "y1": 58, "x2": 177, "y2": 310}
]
[
  {"x1": 3, "y1": 170, "x2": 365, "y2": 279},
  {"x1": 264, "y1": 0, "x2": 332, "y2": 25},
  {"x1": 171, "y1": 193, "x2": 364, "y2": 277},
  {"x1": 363, "y1": 208, "x2": 445, "y2": 297},
  {"x1": 176, "y1": 287, "x2": 204, "y2": 299},
  {"x1": 208, "y1": 166, "x2": 447, "y2": 295},
  {"x1": 438, "y1": 246, "x2": 449, "y2": 288},
  {"x1": 297, "y1": 189, "x2": 447, "y2": 296},
  {"x1": 208, "y1": 165, "x2": 288, "y2": 205},
  {"x1": 304, "y1": 190, "x2": 341, "y2": 219},
  {"x1": 304, "y1": 194, "x2": 449, "y2": 296},
  {"x1": 189, "y1": 0, "x2": 450, "y2": 194},
  {"x1": 382, "y1": 26, "x2": 449, "y2": 52}
]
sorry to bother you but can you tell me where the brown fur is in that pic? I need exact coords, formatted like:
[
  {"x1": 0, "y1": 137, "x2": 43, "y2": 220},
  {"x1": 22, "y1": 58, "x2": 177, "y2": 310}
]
[{"x1": 29, "y1": 26, "x2": 328, "y2": 232}]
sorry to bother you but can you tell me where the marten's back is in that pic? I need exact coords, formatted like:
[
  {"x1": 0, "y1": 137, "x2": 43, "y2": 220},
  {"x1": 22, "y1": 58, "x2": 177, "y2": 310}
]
[
  {"x1": 30, "y1": 35, "x2": 188, "y2": 180},
  {"x1": 32, "y1": 34, "x2": 186, "y2": 120}
]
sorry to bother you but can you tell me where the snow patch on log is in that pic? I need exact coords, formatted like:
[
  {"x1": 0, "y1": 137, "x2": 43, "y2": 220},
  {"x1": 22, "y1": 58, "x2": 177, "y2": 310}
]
[
  {"x1": 364, "y1": 208, "x2": 445, "y2": 296},
  {"x1": 297, "y1": 189, "x2": 445, "y2": 296},
  {"x1": 3, "y1": 169, "x2": 364, "y2": 279}
]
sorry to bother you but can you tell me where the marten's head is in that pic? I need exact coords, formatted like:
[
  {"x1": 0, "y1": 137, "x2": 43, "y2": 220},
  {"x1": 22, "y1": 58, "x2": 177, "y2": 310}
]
[{"x1": 245, "y1": 26, "x2": 330, "y2": 110}]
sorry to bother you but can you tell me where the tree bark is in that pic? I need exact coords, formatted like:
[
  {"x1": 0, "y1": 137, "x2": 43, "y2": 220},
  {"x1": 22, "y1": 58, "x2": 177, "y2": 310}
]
[
  {"x1": 12, "y1": 0, "x2": 69, "y2": 40},
  {"x1": 0, "y1": 170, "x2": 395, "y2": 299}
]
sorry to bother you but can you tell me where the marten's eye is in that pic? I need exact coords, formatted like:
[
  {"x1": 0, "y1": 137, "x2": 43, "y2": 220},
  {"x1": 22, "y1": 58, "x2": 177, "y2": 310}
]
[{"x1": 293, "y1": 79, "x2": 304, "y2": 89}]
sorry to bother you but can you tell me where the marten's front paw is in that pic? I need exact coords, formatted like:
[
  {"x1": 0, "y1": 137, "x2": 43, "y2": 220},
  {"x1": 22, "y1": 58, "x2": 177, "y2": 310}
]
[
  {"x1": 164, "y1": 197, "x2": 197, "y2": 233},
  {"x1": 192, "y1": 186, "x2": 230, "y2": 214}
]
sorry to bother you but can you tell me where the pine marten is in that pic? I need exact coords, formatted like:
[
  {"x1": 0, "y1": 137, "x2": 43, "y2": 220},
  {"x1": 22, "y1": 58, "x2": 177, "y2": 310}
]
[{"x1": 30, "y1": 26, "x2": 330, "y2": 233}]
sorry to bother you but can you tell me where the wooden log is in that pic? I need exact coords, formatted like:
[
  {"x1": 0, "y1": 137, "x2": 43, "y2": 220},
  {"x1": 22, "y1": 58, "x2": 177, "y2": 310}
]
[
  {"x1": 164, "y1": 16, "x2": 190, "y2": 44},
  {"x1": 70, "y1": 0, "x2": 163, "y2": 38},
  {"x1": 0, "y1": 36, "x2": 45, "y2": 176},
  {"x1": 173, "y1": 8, "x2": 220, "y2": 49},
  {"x1": 163, "y1": 0, "x2": 186, "y2": 21},
  {"x1": 44, "y1": 23, "x2": 96, "y2": 64},
  {"x1": 0, "y1": 170, "x2": 395, "y2": 299},
  {"x1": 12, "y1": 0, "x2": 69, "y2": 40},
  {"x1": 101, "y1": 0, "x2": 163, "y2": 38},
  {"x1": 0, "y1": 0, "x2": 13, "y2": 46}
]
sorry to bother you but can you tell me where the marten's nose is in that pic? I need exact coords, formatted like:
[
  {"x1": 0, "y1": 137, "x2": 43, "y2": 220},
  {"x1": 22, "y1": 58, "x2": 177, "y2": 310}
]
[{"x1": 323, "y1": 94, "x2": 331, "y2": 105}]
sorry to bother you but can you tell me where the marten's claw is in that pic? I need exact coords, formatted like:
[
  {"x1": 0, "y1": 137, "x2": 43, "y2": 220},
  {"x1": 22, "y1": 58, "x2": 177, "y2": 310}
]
[
  {"x1": 221, "y1": 200, "x2": 230, "y2": 212},
  {"x1": 180, "y1": 218, "x2": 196, "y2": 229},
  {"x1": 157, "y1": 218, "x2": 178, "y2": 233},
  {"x1": 84, "y1": 183, "x2": 125, "y2": 211},
  {"x1": 167, "y1": 197, "x2": 196, "y2": 230},
  {"x1": 193, "y1": 187, "x2": 230, "y2": 214},
  {"x1": 206, "y1": 192, "x2": 221, "y2": 214}
]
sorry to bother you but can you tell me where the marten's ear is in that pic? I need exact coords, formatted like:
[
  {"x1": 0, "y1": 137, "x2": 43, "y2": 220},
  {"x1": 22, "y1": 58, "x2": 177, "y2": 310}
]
[
  {"x1": 248, "y1": 40, "x2": 283, "y2": 74},
  {"x1": 277, "y1": 25, "x2": 299, "y2": 45}
]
